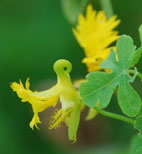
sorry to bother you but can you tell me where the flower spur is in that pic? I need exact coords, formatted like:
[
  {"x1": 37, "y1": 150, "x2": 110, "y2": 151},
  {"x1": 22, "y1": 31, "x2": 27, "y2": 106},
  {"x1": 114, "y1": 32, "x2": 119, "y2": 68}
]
[{"x1": 11, "y1": 59, "x2": 82, "y2": 141}]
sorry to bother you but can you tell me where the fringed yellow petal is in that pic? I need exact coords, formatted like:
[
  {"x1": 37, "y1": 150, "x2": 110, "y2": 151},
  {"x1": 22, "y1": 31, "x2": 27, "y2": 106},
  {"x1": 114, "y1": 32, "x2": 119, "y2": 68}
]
[
  {"x1": 11, "y1": 81, "x2": 31, "y2": 102},
  {"x1": 29, "y1": 112, "x2": 42, "y2": 130},
  {"x1": 31, "y1": 94, "x2": 59, "y2": 113},
  {"x1": 106, "y1": 15, "x2": 121, "y2": 30},
  {"x1": 11, "y1": 82, "x2": 21, "y2": 92},
  {"x1": 11, "y1": 78, "x2": 60, "y2": 130},
  {"x1": 25, "y1": 77, "x2": 30, "y2": 90},
  {"x1": 73, "y1": 4, "x2": 120, "y2": 72},
  {"x1": 31, "y1": 85, "x2": 60, "y2": 112},
  {"x1": 19, "y1": 79, "x2": 24, "y2": 88},
  {"x1": 33, "y1": 85, "x2": 59, "y2": 98},
  {"x1": 82, "y1": 57, "x2": 103, "y2": 72},
  {"x1": 11, "y1": 79, "x2": 59, "y2": 109},
  {"x1": 82, "y1": 46, "x2": 117, "y2": 72}
]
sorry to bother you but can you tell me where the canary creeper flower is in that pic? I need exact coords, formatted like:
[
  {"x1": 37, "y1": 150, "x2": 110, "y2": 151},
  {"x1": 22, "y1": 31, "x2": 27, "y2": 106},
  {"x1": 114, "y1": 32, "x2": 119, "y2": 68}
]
[
  {"x1": 11, "y1": 59, "x2": 82, "y2": 141},
  {"x1": 11, "y1": 78, "x2": 59, "y2": 129},
  {"x1": 73, "y1": 4, "x2": 120, "y2": 72}
]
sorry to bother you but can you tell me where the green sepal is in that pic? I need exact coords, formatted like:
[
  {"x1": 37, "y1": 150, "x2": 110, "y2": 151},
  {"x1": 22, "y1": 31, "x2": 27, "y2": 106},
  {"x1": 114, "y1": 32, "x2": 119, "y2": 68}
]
[{"x1": 68, "y1": 102, "x2": 81, "y2": 142}]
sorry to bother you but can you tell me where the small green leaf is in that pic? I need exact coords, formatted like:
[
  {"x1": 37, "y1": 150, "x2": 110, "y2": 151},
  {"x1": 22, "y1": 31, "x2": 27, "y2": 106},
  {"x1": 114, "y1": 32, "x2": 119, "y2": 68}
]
[
  {"x1": 131, "y1": 47, "x2": 142, "y2": 67},
  {"x1": 134, "y1": 115, "x2": 142, "y2": 134},
  {"x1": 118, "y1": 82, "x2": 141, "y2": 117},
  {"x1": 61, "y1": 0, "x2": 88, "y2": 24},
  {"x1": 80, "y1": 35, "x2": 141, "y2": 117},
  {"x1": 130, "y1": 135, "x2": 142, "y2": 154},
  {"x1": 139, "y1": 25, "x2": 142, "y2": 46}
]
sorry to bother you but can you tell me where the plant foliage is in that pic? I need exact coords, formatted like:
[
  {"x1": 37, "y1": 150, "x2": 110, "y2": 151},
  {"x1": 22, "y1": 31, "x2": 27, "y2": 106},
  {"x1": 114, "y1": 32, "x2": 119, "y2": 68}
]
[{"x1": 80, "y1": 35, "x2": 142, "y2": 117}]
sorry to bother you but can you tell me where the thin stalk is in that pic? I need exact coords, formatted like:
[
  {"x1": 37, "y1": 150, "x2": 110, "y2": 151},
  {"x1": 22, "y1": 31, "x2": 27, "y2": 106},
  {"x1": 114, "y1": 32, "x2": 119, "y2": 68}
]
[
  {"x1": 136, "y1": 72, "x2": 142, "y2": 79},
  {"x1": 129, "y1": 70, "x2": 142, "y2": 79},
  {"x1": 139, "y1": 25, "x2": 142, "y2": 46},
  {"x1": 94, "y1": 106, "x2": 134, "y2": 125},
  {"x1": 100, "y1": 0, "x2": 113, "y2": 18}
]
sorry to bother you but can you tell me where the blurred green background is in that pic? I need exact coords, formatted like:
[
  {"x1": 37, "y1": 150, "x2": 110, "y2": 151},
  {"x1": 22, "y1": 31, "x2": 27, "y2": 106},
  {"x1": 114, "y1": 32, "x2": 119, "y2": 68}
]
[{"x1": 0, "y1": 0, "x2": 142, "y2": 154}]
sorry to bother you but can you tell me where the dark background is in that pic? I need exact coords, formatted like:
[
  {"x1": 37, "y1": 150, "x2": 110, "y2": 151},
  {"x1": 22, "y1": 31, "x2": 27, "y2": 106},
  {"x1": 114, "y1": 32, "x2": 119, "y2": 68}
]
[{"x1": 0, "y1": 0, "x2": 142, "y2": 154}]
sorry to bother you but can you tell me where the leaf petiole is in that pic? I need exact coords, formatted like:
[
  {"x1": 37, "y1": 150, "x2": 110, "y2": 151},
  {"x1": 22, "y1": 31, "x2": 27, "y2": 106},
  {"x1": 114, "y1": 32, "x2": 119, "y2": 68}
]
[
  {"x1": 128, "y1": 69, "x2": 142, "y2": 79},
  {"x1": 94, "y1": 106, "x2": 134, "y2": 125}
]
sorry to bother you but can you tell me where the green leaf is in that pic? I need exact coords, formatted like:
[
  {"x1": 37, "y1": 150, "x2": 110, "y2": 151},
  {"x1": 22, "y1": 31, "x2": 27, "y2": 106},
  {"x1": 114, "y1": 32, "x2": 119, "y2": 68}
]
[
  {"x1": 139, "y1": 25, "x2": 142, "y2": 46},
  {"x1": 130, "y1": 135, "x2": 142, "y2": 154},
  {"x1": 131, "y1": 47, "x2": 142, "y2": 67},
  {"x1": 61, "y1": 0, "x2": 88, "y2": 24},
  {"x1": 134, "y1": 115, "x2": 142, "y2": 134},
  {"x1": 80, "y1": 35, "x2": 141, "y2": 117}
]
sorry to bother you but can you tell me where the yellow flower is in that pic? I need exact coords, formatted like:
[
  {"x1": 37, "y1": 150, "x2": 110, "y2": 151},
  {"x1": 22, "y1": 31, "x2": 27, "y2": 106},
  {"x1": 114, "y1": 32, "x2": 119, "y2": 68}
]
[
  {"x1": 73, "y1": 4, "x2": 120, "y2": 72},
  {"x1": 11, "y1": 78, "x2": 59, "y2": 129},
  {"x1": 11, "y1": 59, "x2": 82, "y2": 141}
]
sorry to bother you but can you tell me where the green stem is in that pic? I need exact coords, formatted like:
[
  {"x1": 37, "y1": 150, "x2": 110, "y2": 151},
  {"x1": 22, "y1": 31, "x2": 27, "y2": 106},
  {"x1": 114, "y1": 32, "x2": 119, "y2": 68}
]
[
  {"x1": 139, "y1": 25, "x2": 142, "y2": 46},
  {"x1": 128, "y1": 69, "x2": 142, "y2": 79},
  {"x1": 94, "y1": 106, "x2": 134, "y2": 125},
  {"x1": 136, "y1": 72, "x2": 142, "y2": 79},
  {"x1": 100, "y1": 0, "x2": 113, "y2": 18}
]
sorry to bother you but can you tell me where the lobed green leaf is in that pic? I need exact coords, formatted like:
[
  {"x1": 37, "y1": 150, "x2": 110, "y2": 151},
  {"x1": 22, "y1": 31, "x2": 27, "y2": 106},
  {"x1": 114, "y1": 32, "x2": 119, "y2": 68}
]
[{"x1": 80, "y1": 35, "x2": 142, "y2": 117}]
